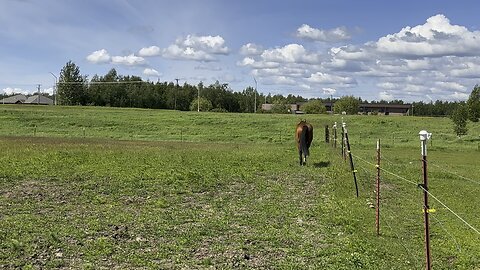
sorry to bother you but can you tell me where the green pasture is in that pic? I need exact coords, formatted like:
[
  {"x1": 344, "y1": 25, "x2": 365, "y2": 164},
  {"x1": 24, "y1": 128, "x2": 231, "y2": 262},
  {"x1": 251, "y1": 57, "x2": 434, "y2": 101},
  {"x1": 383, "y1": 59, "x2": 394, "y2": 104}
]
[{"x1": 0, "y1": 105, "x2": 479, "y2": 269}]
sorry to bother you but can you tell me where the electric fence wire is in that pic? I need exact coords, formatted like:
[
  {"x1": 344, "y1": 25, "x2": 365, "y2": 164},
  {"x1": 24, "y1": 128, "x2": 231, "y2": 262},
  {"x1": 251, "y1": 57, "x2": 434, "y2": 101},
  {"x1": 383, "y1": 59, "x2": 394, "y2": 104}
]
[
  {"x1": 428, "y1": 208, "x2": 462, "y2": 253},
  {"x1": 351, "y1": 152, "x2": 480, "y2": 236},
  {"x1": 425, "y1": 159, "x2": 480, "y2": 186},
  {"x1": 380, "y1": 206, "x2": 422, "y2": 269},
  {"x1": 417, "y1": 185, "x2": 480, "y2": 236}
]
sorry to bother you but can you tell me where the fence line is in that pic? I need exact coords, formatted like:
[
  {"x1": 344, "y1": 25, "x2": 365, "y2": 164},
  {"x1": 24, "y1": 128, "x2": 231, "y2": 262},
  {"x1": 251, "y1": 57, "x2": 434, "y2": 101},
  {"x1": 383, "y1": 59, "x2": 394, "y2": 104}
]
[
  {"x1": 426, "y1": 160, "x2": 480, "y2": 186},
  {"x1": 429, "y1": 211, "x2": 462, "y2": 252},
  {"x1": 380, "y1": 207, "x2": 422, "y2": 269},
  {"x1": 349, "y1": 150, "x2": 480, "y2": 238},
  {"x1": 416, "y1": 185, "x2": 480, "y2": 235}
]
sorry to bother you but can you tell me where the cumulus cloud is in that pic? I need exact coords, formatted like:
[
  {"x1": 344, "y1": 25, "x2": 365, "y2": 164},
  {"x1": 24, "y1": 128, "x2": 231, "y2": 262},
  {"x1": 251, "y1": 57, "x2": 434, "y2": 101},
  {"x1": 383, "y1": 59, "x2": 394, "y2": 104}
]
[
  {"x1": 43, "y1": 87, "x2": 54, "y2": 95},
  {"x1": 111, "y1": 54, "x2": 146, "y2": 66},
  {"x1": 306, "y1": 72, "x2": 357, "y2": 86},
  {"x1": 297, "y1": 24, "x2": 351, "y2": 42},
  {"x1": 261, "y1": 44, "x2": 322, "y2": 64},
  {"x1": 86, "y1": 49, "x2": 111, "y2": 64},
  {"x1": 450, "y1": 91, "x2": 469, "y2": 100},
  {"x1": 379, "y1": 91, "x2": 394, "y2": 101},
  {"x1": 159, "y1": 34, "x2": 229, "y2": 62},
  {"x1": 177, "y1": 34, "x2": 229, "y2": 54},
  {"x1": 195, "y1": 64, "x2": 222, "y2": 71},
  {"x1": 240, "y1": 43, "x2": 264, "y2": 56},
  {"x1": 162, "y1": 44, "x2": 216, "y2": 61},
  {"x1": 376, "y1": 14, "x2": 480, "y2": 58},
  {"x1": 138, "y1": 46, "x2": 161, "y2": 57},
  {"x1": 143, "y1": 68, "x2": 161, "y2": 77},
  {"x1": 323, "y1": 87, "x2": 336, "y2": 95},
  {"x1": 1, "y1": 87, "x2": 28, "y2": 95}
]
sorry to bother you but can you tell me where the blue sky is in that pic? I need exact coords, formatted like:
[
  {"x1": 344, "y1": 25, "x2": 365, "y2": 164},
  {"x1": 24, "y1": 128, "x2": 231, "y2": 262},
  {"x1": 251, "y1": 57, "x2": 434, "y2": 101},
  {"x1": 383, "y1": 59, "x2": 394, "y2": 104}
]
[{"x1": 2, "y1": 0, "x2": 480, "y2": 102}]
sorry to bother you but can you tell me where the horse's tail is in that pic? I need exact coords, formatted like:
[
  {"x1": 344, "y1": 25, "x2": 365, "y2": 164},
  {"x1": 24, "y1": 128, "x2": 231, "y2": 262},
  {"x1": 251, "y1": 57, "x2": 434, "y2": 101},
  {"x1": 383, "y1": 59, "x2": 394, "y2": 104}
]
[{"x1": 300, "y1": 126, "x2": 309, "y2": 157}]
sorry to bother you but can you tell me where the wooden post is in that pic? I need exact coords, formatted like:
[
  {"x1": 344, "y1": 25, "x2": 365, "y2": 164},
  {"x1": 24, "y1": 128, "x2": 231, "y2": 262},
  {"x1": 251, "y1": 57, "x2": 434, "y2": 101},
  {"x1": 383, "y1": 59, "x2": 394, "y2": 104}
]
[
  {"x1": 344, "y1": 125, "x2": 359, "y2": 197},
  {"x1": 376, "y1": 139, "x2": 381, "y2": 236},
  {"x1": 325, "y1": 125, "x2": 329, "y2": 143},
  {"x1": 333, "y1": 122, "x2": 337, "y2": 149},
  {"x1": 419, "y1": 130, "x2": 432, "y2": 270}
]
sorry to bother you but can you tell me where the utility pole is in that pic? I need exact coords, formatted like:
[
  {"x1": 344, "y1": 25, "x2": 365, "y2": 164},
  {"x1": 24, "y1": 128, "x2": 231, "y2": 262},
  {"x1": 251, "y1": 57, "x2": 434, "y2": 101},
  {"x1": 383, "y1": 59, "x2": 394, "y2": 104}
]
[
  {"x1": 49, "y1": 72, "x2": 58, "y2": 105},
  {"x1": 37, "y1": 84, "x2": 41, "y2": 105},
  {"x1": 197, "y1": 84, "x2": 200, "y2": 112}
]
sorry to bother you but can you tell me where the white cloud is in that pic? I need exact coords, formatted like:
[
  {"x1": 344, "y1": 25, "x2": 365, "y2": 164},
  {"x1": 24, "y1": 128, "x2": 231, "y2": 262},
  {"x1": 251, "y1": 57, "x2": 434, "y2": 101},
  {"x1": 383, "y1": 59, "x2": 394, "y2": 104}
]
[
  {"x1": 322, "y1": 87, "x2": 336, "y2": 94},
  {"x1": 86, "y1": 49, "x2": 111, "y2": 64},
  {"x1": 1, "y1": 87, "x2": 28, "y2": 95},
  {"x1": 376, "y1": 14, "x2": 480, "y2": 58},
  {"x1": 450, "y1": 91, "x2": 469, "y2": 100},
  {"x1": 43, "y1": 87, "x2": 54, "y2": 95},
  {"x1": 111, "y1": 54, "x2": 146, "y2": 66},
  {"x1": 435, "y1": 81, "x2": 467, "y2": 92},
  {"x1": 177, "y1": 34, "x2": 229, "y2": 54},
  {"x1": 450, "y1": 61, "x2": 480, "y2": 78},
  {"x1": 262, "y1": 76, "x2": 296, "y2": 85},
  {"x1": 195, "y1": 64, "x2": 222, "y2": 71},
  {"x1": 162, "y1": 44, "x2": 215, "y2": 61},
  {"x1": 240, "y1": 43, "x2": 263, "y2": 56},
  {"x1": 139, "y1": 46, "x2": 161, "y2": 57},
  {"x1": 297, "y1": 24, "x2": 351, "y2": 42},
  {"x1": 306, "y1": 72, "x2": 357, "y2": 86},
  {"x1": 261, "y1": 44, "x2": 321, "y2": 64},
  {"x1": 379, "y1": 91, "x2": 394, "y2": 101},
  {"x1": 143, "y1": 68, "x2": 160, "y2": 77},
  {"x1": 377, "y1": 82, "x2": 399, "y2": 90}
]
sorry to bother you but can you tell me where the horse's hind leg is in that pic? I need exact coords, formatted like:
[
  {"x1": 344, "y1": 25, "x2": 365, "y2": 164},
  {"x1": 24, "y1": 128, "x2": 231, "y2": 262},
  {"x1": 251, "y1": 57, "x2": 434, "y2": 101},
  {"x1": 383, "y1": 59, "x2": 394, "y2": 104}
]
[{"x1": 299, "y1": 150, "x2": 303, "y2": 165}]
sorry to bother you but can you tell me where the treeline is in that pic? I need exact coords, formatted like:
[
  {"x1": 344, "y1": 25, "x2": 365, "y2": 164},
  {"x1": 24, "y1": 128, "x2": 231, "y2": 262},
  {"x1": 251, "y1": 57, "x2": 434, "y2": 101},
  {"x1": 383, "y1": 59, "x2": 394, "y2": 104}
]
[
  {"x1": 56, "y1": 61, "x2": 305, "y2": 113},
  {"x1": 22, "y1": 61, "x2": 475, "y2": 117}
]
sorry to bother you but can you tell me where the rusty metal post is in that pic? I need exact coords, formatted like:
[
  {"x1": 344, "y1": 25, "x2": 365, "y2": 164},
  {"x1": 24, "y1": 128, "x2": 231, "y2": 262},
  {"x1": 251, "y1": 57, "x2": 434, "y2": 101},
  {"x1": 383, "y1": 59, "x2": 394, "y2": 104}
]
[
  {"x1": 419, "y1": 130, "x2": 432, "y2": 270},
  {"x1": 344, "y1": 125, "x2": 359, "y2": 197},
  {"x1": 376, "y1": 139, "x2": 381, "y2": 236}
]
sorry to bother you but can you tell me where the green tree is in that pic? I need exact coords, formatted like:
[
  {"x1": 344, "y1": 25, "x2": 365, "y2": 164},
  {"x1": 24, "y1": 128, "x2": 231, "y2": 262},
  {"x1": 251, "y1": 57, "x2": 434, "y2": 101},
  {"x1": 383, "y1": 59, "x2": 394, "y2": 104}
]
[
  {"x1": 58, "y1": 60, "x2": 87, "y2": 105},
  {"x1": 334, "y1": 96, "x2": 360, "y2": 115},
  {"x1": 466, "y1": 85, "x2": 480, "y2": 122},
  {"x1": 302, "y1": 99, "x2": 327, "y2": 114},
  {"x1": 190, "y1": 97, "x2": 213, "y2": 112},
  {"x1": 451, "y1": 104, "x2": 468, "y2": 136},
  {"x1": 271, "y1": 100, "x2": 290, "y2": 114}
]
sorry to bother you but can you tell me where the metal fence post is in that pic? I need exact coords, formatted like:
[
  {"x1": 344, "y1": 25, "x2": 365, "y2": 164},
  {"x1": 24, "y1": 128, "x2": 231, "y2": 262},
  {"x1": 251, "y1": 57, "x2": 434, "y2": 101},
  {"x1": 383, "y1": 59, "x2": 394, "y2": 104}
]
[
  {"x1": 376, "y1": 139, "x2": 381, "y2": 236},
  {"x1": 419, "y1": 130, "x2": 432, "y2": 270}
]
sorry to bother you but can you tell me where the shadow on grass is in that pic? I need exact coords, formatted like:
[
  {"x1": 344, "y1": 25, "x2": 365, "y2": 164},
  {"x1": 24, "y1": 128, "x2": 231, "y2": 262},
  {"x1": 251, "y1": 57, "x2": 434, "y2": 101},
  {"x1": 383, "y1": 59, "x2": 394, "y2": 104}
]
[{"x1": 313, "y1": 161, "x2": 330, "y2": 168}]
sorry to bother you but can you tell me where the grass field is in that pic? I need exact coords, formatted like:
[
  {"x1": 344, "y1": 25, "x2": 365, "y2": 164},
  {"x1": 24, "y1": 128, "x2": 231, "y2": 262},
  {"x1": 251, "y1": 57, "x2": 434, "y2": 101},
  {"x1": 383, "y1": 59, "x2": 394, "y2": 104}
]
[{"x1": 0, "y1": 105, "x2": 479, "y2": 269}]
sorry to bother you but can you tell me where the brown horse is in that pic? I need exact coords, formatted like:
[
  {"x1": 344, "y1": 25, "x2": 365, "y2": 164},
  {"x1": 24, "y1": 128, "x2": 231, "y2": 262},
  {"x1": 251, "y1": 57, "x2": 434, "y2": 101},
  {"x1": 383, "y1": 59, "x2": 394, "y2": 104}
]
[{"x1": 295, "y1": 120, "x2": 313, "y2": 165}]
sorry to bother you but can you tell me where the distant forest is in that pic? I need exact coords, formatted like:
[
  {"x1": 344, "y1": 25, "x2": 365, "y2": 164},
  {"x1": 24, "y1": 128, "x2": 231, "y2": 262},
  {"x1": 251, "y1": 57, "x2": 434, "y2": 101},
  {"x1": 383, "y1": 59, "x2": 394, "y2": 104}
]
[{"x1": 1, "y1": 61, "x2": 473, "y2": 117}]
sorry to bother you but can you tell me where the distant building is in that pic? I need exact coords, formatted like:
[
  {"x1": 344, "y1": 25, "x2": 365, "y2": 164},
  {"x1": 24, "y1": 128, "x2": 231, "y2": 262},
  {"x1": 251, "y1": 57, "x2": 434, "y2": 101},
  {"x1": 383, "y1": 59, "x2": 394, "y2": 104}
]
[
  {"x1": 359, "y1": 103, "x2": 411, "y2": 115},
  {"x1": 24, "y1": 95, "x2": 54, "y2": 105},
  {"x1": 261, "y1": 102, "x2": 411, "y2": 115},
  {"x1": 0, "y1": 94, "x2": 27, "y2": 104}
]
